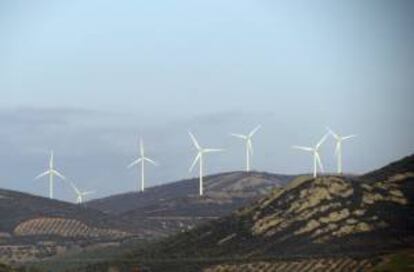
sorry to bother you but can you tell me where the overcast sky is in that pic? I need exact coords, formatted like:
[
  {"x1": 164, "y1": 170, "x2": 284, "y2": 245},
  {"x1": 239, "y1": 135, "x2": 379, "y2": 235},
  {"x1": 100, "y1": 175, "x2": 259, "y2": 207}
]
[{"x1": 0, "y1": 0, "x2": 413, "y2": 202}]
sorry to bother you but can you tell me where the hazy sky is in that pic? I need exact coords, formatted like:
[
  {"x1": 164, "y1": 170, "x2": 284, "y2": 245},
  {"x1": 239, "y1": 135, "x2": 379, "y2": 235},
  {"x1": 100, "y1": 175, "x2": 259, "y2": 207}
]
[{"x1": 0, "y1": 1, "x2": 413, "y2": 202}]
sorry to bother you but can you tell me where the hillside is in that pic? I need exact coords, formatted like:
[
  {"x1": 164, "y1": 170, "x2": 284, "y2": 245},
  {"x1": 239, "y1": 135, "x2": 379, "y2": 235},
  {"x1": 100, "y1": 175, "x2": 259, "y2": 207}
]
[
  {"x1": 0, "y1": 189, "x2": 136, "y2": 264},
  {"x1": 0, "y1": 189, "x2": 104, "y2": 232},
  {"x1": 0, "y1": 188, "x2": 136, "y2": 235},
  {"x1": 0, "y1": 171, "x2": 294, "y2": 265},
  {"x1": 86, "y1": 154, "x2": 414, "y2": 271},
  {"x1": 88, "y1": 171, "x2": 294, "y2": 237}
]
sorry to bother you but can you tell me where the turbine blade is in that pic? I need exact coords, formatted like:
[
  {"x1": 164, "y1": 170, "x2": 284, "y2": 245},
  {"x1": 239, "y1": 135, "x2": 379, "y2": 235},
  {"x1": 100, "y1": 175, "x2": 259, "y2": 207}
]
[
  {"x1": 144, "y1": 157, "x2": 158, "y2": 166},
  {"x1": 69, "y1": 182, "x2": 81, "y2": 195},
  {"x1": 140, "y1": 138, "x2": 145, "y2": 157},
  {"x1": 49, "y1": 151, "x2": 54, "y2": 167},
  {"x1": 326, "y1": 126, "x2": 339, "y2": 139},
  {"x1": 248, "y1": 125, "x2": 262, "y2": 137},
  {"x1": 342, "y1": 134, "x2": 357, "y2": 140},
  {"x1": 292, "y1": 146, "x2": 313, "y2": 152},
  {"x1": 316, "y1": 152, "x2": 324, "y2": 172},
  {"x1": 52, "y1": 170, "x2": 66, "y2": 180},
  {"x1": 230, "y1": 133, "x2": 247, "y2": 139},
  {"x1": 316, "y1": 133, "x2": 329, "y2": 149},
  {"x1": 34, "y1": 170, "x2": 50, "y2": 180},
  {"x1": 83, "y1": 191, "x2": 95, "y2": 196},
  {"x1": 203, "y1": 148, "x2": 223, "y2": 153},
  {"x1": 189, "y1": 153, "x2": 201, "y2": 172},
  {"x1": 127, "y1": 158, "x2": 142, "y2": 169},
  {"x1": 188, "y1": 131, "x2": 201, "y2": 150}
]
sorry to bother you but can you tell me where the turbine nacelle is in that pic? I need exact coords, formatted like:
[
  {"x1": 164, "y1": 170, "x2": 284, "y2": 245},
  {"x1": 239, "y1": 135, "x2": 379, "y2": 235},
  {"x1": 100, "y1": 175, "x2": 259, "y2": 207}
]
[
  {"x1": 34, "y1": 150, "x2": 66, "y2": 199},
  {"x1": 230, "y1": 125, "x2": 261, "y2": 171},
  {"x1": 188, "y1": 131, "x2": 223, "y2": 195},
  {"x1": 127, "y1": 138, "x2": 157, "y2": 192},
  {"x1": 34, "y1": 169, "x2": 66, "y2": 181},
  {"x1": 69, "y1": 181, "x2": 94, "y2": 204},
  {"x1": 327, "y1": 127, "x2": 357, "y2": 143},
  {"x1": 326, "y1": 127, "x2": 357, "y2": 174},
  {"x1": 292, "y1": 133, "x2": 328, "y2": 178},
  {"x1": 127, "y1": 157, "x2": 158, "y2": 169}
]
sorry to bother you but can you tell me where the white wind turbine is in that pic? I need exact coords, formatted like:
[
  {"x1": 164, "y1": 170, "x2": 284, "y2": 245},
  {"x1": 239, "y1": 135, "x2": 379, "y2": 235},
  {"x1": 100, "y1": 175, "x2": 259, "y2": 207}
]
[
  {"x1": 34, "y1": 150, "x2": 66, "y2": 199},
  {"x1": 188, "y1": 131, "x2": 223, "y2": 196},
  {"x1": 292, "y1": 133, "x2": 329, "y2": 178},
  {"x1": 230, "y1": 125, "x2": 261, "y2": 172},
  {"x1": 69, "y1": 182, "x2": 95, "y2": 204},
  {"x1": 327, "y1": 127, "x2": 357, "y2": 174},
  {"x1": 127, "y1": 138, "x2": 157, "y2": 192}
]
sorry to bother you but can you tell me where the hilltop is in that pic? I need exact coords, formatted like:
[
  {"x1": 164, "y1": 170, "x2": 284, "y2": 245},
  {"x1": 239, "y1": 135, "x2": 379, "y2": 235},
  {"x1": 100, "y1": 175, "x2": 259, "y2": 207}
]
[{"x1": 88, "y1": 171, "x2": 293, "y2": 215}]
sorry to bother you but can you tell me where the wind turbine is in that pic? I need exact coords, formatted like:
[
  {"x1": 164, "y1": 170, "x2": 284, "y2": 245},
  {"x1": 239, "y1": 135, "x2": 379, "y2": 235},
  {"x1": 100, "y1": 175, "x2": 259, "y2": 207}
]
[
  {"x1": 327, "y1": 127, "x2": 357, "y2": 174},
  {"x1": 69, "y1": 182, "x2": 95, "y2": 204},
  {"x1": 34, "y1": 150, "x2": 66, "y2": 199},
  {"x1": 292, "y1": 133, "x2": 329, "y2": 178},
  {"x1": 230, "y1": 125, "x2": 261, "y2": 172},
  {"x1": 188, "y1": 131, "x2": 223, "y2": 196},
  {"x1": 127, "y1": 138, "x2": 157, "y2": 192}
]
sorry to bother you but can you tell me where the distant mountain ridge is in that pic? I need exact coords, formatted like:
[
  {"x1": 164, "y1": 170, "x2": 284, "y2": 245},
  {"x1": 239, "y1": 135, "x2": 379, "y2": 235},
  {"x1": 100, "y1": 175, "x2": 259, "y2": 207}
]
[
  {"x1": 87, "y1": 171, "x2": 294, "y2": 215},
  {"x1": 87, "y1": 171, "x2": 295, "y2": 237}
]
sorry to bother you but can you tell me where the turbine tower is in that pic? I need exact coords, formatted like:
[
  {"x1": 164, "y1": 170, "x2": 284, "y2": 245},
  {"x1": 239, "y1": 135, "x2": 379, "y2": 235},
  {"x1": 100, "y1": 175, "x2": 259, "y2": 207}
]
[
  {"x1": 292, "y1": 133, "x2": 328, "y2": 178},
  {"x1": 188, "y1": 131, "x2": 223, "y2": 196},
  {"x1": 69, "y1": 182, "x2": 94, "y2": 204},
  {"x1": 128, "y1": 138, "x2": 157, "y2": 192},
  {"x1": 327, "y1": 127, "x2": 357, "y2": 174},
  {"x1": 230, "y1": 125, "x2": 261, "y2": 172},
  {"x1": 34, "y1": 150, "x2": 66, "y2": 199}
]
